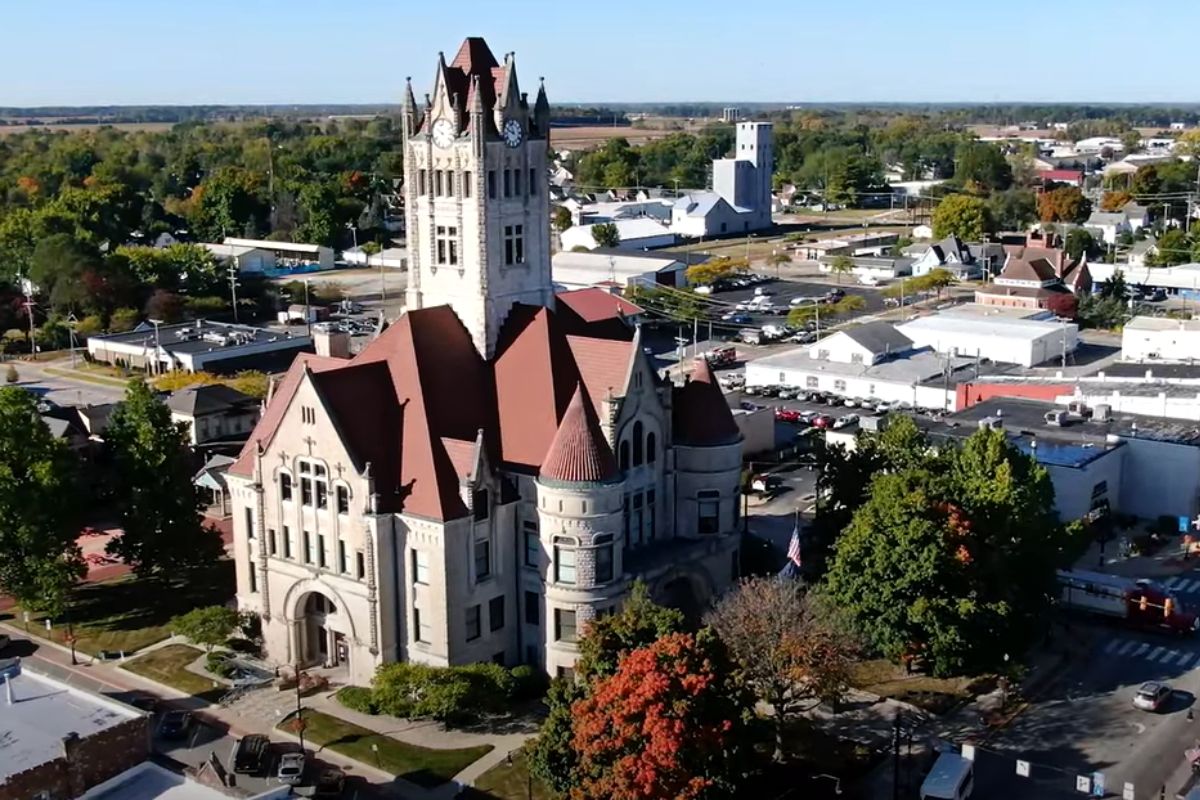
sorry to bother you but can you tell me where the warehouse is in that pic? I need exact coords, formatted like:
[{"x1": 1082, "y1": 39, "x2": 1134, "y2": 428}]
[
  {"x1": 897, "y1": 311, "x2": 1078, "y2": 368},
  {"x1": 1121, "y1": 316, "x2": 1200, "y2": 361},
  {"x1": 87, "y1": 320, "x2": 313, "y2": 374},
  {"x1": 551, "y1": 249, "x2": 687, "y2": 289}
]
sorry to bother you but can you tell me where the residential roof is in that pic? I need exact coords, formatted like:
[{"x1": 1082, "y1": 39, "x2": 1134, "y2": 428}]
[
  {"x1": 166, "y1": 384, "x2": 257, "y2": 416},
  {"x1": 673, "y1": 358, "x2": 741, "y2": 447},
  {"x1": 539, "y1": 384, "x2": 619, "y2": 483},
  {"x1": 1037, "y1": 169, "x2": 1083, "y2": 182},
  {"x1": 838, "y1": 321, "x2": 914, "y2": 355},
  {"x1": 999, "y1": 257, "x2": 1059, "y2": 283},
  {"x1": 1086, "y1": 212, "x2": 1127, "y2": 227},
  {"x1": 555, "y1": 287, "x2": 643, "y2": 323},
  {"x1": 0, "y1": 665, "x2": 141, "y2": 782}
]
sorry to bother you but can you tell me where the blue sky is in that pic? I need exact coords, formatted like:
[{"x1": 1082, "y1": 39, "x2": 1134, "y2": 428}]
[{"x1": 4, "y1": 0, "x2": 1198, "y2": 106}]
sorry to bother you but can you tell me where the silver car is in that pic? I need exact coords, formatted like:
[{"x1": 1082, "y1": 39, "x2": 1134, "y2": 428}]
[
  {"x1": 277, "y1": 751, "x2": 306, "y2": 785},
  {"x1": 1133, "y1": 681, "x2": 1171, "y2": 711}
]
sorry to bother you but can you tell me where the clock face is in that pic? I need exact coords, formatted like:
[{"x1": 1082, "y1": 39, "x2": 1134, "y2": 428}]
[
  {"x1": 431, "y1": 118, "x2": 456, "y2": 149},
  {"x1": 502, "y1": 118, "x2": 524, "y2": 148}
]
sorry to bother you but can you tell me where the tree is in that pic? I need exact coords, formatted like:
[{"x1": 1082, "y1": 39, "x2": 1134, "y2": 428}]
[
  {"x1": 707, "y1": 579, "x2": 856, "y2": 761},
  {"x1": 4, "y1": 365, "x2": 16, "y2": 384},
  {"x1": 953, "y1": 141, "x2": 1013, "y2": 192},
  {"x1": 0, "y1": 388, "x2": 85, "y2": 617},
  {"x1": 823, "y1": 428, "x2": 1069, "y2": 676},
  {"x1": 1100, "y1": 190, "x2": 1134, "y2": 212},
  {"x1": 1037, "y1": 186, "x2": 1091, "y2": 224},
  {"x1": 104, "y1": 380, "x2": 223, "y2": 577},
  {"x1": 764, "y1": 249, "x2": 792, "y2": 276},
  {"x1": 109, "y1": 307, "x2": 140, "y2": 333},
  {"x1": 591, "y1": 222, "x2": 620, "y2": 249},
  {"x1": 553, "y1": 206, "x2": 573, "y2": 233},
  {"x1": 1064, "y1": 228, "x2": 1098, "y2": 262},
  {"x1": 570, "y1": 631, "x2": 751, "y2": 800},
  {"x1": 685, "y1": 256, "x2": 748, "y2": 288},
  {"x1": 922, "y1": 268, "x2": 956, "y2": 298},
  {"x1": 530, "y1": 677, "x2": 587, "y2": 795},
  {"x1": 987, "y1": 188, "x2": 1037, "y2": 231},
  {"x1": 1150, "y1": 228, "x2": 1189, "y2": 266},
  {"x1": 828, "y1": 255, "x2": 854, "y2": 284},
  {"x1": 932, "y1": 194, "x2": 993, "y2": 241},
  {"x1": 170, "y1": 605, "x2": 242, "y2": 653},
  {"x1": 577, "y1": 581, "x2": 686, "y2": 680},
  {"x1": 1098, "y1": 269, "x2": 1128, "y2": 301},
  {"x1": 827, "y1": 294, "x2": 866, "y2": 319}
]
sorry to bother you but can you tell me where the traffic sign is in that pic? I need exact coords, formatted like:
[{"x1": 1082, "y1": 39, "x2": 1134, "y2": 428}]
[
  {"x1": 1123, "y1": 782, "x2": 1135, "y2": 800},
  {"x1": 1076, "y1": 775, "x2": 1092, "y2": 793},
  {"x1": 1016, "y1": 760, "x2": 1030, "y2": 777}
]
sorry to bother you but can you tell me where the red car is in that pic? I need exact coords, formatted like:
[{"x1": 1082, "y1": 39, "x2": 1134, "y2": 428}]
[
  {"x1": 775, "y1": 408, "x2": 804, "y2": 423},
  {"x1": 811, "y1": 414, "x2": 835, "y2": 429}
]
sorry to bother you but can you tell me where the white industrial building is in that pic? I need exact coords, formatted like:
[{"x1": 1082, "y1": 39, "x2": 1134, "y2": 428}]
[
  {"x1": 1122, "y1": 316, "x2": 1200, "y2": 361},
  {"x1": 222, "y1": 237, "x2": 335, "y2": 272},
  {"x1": 343, "y1": 245, "x2": 408, "y2": 269},
  {"x1": 898, "y1": 311, "x2": 1078, "y2": 368},
  {"x1": 559, "y1": 217, "x2": 677, "y2": 251},
  {"x1": 551, "y1": 249, "x2": 687, "y2": 290},
  {"x1": 87, "y1": 320, "x2": 313, "y2": 374},
  {"x1": 1089, "y1": 263, "x2": 1200, "y2": 297},
  {"x1": 745, "y1": 322, "x2": 970, "y2": 411},
  {"x1": 201, "y1": 242, "x2": 277, "y2": 273}
]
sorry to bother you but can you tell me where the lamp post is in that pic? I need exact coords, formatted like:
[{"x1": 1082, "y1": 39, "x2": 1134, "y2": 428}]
[{"x1": 66, "y1": 313, "x2": 78, "y2": 370}]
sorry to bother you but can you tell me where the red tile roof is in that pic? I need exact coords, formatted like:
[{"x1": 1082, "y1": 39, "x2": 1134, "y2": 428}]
[
  {"x1": 567, "y1": 335, "x2": 633, "y2": 418},
  {"x1": 440, "y1": 38, "x2": 507, "y2": 132},
  {"x1": 672, "y1": 358, "x2": 740, "y2": 447},
  {"x1": 555, "y1": 288, "x2": 643, "y2": 323},
  {"x1": 999, "y1": 257, "x2": 1058, "y2": 284},
  {"x1": 539, "y1": 385, "x2": 618, "y2": 483},
  {"x1": 1037, "y1": 169, "x2": 1083, "y2": 183}
]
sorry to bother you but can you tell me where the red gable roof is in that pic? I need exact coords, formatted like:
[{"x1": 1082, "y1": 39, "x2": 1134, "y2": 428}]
[
  {"x1": 442, "y1": 37, "x2": 507, "y2": 128},
  {"x1": 539, "y1": 385, "x2": 618, "y2": 483},
  {"x1": 555, "y1": 288, "x2": 642, "y2": 323},
  {"x1": 673, "y1": 358, "x2": 740, "y2": 447},
  {"x1": 1037, "y1": 169, "x2": 1083, "y2": 184}
]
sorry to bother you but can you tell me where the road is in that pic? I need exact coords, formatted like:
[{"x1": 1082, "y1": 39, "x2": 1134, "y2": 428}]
[{"x1": 14, "y1": 357, "x2": 128, "y2": 406}]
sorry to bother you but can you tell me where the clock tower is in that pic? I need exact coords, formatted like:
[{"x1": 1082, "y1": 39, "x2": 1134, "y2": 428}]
[{"x1": 402, "y1": 37, "x2": 553, "y2": 358}]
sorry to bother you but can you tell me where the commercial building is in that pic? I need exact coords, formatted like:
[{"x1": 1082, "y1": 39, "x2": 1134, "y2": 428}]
[
  {"x1": 222, "y1": 237, "x2": 335, "y2": 273},
  {"x1": 1089, "y1": 263, "x2": 1200, "y2": 298},
  {"x1": 87, "y1": 320, "x2": 313, "y2": 375},
  {"x1": 0, "y1": 660, "x2": 150, "y2": 800},
  {"x1": 343, "y1": 246, "x2": 408, "y2": 269},
  {"x1": 817, "y1": 254, "x2": 913, "y2": 281},
  {"x1": 897, "y1": 311, "x2": 1078, "y2": 368},
  {"x1": 200, "y1": 242, "x2": 277, "y2": 273},
  {"x1": 794, "y1": 232, "x2": 899, "y2": 261},
  {"x1": 227, "y1": 39, "x2": 743, "y2": 684},
  {"x1": 745, "y1": 321, "x2": 971, "y2": 411},
  {"x1": 551, "y1": 249, "x2": 687, "y2": 290},
  {"x1": 1121, "y1": 316, "x2": 1200, "y2": 362},
  {"x1": 559, "y1": 217, "x2": 677, "y2": 252}
]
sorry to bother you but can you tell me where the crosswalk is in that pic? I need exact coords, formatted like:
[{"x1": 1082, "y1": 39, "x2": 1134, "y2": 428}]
[
  {"x1": 1101, "y1": 636, "x2": 1199, "y2": 667},
  {"x1": 1163, "y1": 576, "x2": 1200, "y2": 594}
]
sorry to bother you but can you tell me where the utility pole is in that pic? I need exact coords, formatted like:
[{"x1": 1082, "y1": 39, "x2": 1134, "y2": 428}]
[
  {"x1": 66, "y1": 313, "x2": 78, "y2": 370},
  {"x1": 148, "y1": 318, "x2": 163, "y2": 377},
  {"x1": 228, "y1": 258, "x2": 241, "y2": 323},
  {"x1": 303, "y1": 279, "x2": 312, "y2": 337}
]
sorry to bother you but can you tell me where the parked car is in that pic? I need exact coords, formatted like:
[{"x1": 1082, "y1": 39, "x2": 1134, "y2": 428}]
[
  {"x1": 811, "y1": 414, "x2": 835, "y2": 429},
  {"x1": 759, "y1": 385, "x2": 781, "y2": 397},
  {"x1": 825, "y1": 395, "x2": 841, "y2": 406},
  {"x1": 843, "y1": 397, "x2": 860, "y2": 408},
  {"x1": 743, "y1": 385, "x2": 761, "y2": 396},
  {"x1": 775, "y1": 408, "x2": 804, "y2": 423},
  {"x1": 833, "y1": 414, "x2": 859, "y2": 430},
  {"x1": 777, "y1": 387, "x2": 798, "y2": 400},
  {"x1": 694, "y1": 285, "x2": 713, "y2": 295},
  {"x1": 1133, "y1": 681, "x2": 1172, "y2": 711},
  {"x1": 232, "y1": 734, "x2": 271, "y2": 776},
  {"x1": 158, "y1": 710, "x2": 192, "y2": 740},
  {"x1": 313, "y1": 767, "x2": 346, "y2": 798},
  {"x1": 859, "y1": 399, "x2": 876, "y2": 412},
  {"x1": 799, "y1": 410, "x2": 819, "y2": 424},
  {"x1": 874, "y1": 401, "x2": 893, "y2": 414},
  {"x1": 751, "y1": 474, "x2": 783, "y2": 494},
  {"x1": 277, "y1": 752, "x2": 306, "y2": 785},
  {"x1": 1150, "y1": 288, "x2": 1168, "y2": 302}
]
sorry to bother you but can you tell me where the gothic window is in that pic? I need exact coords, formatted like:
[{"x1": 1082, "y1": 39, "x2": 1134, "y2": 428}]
[
  {"x1": 434, "y1": 170, "x2": 444, "y2": 196},
  {"x1": 698, "y1": 490, "x2": 720, "y2": 535},
  {"x1": 619, "y1": 440, "x2": 630, "y2": 471},
  {"x1": 632, "y1": 422, "x2": 644, "y2": 466},
  {"x1": 463, "y1": 171, "x2": 472, "y2": 198},
  {"x1": 594, "y1": 534, "x2": 614, "y2": 583},
  {"x1": 297, "y1": 459, "x2": 327, "y2": 509},
  {"x1": 504, "y1": 225, "x2": 524, "y2": 265},
  {"x1": 473, "y1": 488, "x2": 489, "y2": 522},
  {"x1": 529, "y1": 168, "x2": 537, "y2": 196},
  {"x1": 280, "y1": 473, "x2": 293, "y2": 502},
  {"x1": 336, "y1": 485, "x2": 349, "y2": 514},
  {"x1": 487, "y1": 170, "x2": 496, "y2": 198},
  {"x1": 503, "y1": 169, "x2": 512, "y2": 197},
  {"x1": 436, "y1": 226, "x2": 459, "y2": 266},
  {"x1": 514, "y1": 168, "x2": 523, "y2": 196},
  {"x1": 553, "y1": 536, "x2": 577, "y2": 585},
  {"x1": 647, "y1": 432, "x2": 657, "y2": 464}
]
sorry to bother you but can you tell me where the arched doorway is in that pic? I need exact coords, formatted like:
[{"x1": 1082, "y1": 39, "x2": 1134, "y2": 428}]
[
  {"x1": 655, "y1": 573, "x2": 711, "y2": 626},
  {"x1": 294, "y1": 590, "x2": 349, "y2": 671}
]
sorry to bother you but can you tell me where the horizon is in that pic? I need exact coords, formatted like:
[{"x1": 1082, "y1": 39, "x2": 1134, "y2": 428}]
[{"x1": 4, "y1": 0, "x2": 1199, "y2": 106}]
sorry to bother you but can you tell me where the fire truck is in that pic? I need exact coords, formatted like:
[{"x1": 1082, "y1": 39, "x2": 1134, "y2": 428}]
[{"x1": 1057, "y1": 569, "x2": 1199, "y2": 634}]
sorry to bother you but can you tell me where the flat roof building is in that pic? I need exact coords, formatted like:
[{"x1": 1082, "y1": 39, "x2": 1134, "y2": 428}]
[
  {"x1": 87, "y1": 320, "x2": 313, "y2": 375},
  {"x1": 898, "y1": 311, "x2": 1078, "y2": 368},
  {"x1": 222, "y1": 237, "x2": 335, "y2": 272},
  {"x1": 1122, "y1": 316, "x2": 1200, "y2": 362},
  {"x1": 551, "y1": 249, "x2": 687, "y2": 290},
  {"x1": 0, "y1": 659, "x2": 150, "y2": 800}
]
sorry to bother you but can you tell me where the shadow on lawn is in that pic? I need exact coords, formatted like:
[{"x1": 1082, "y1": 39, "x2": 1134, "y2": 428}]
[{"x1": 67, "y1": 561, "x2": 235, "y2": 634}]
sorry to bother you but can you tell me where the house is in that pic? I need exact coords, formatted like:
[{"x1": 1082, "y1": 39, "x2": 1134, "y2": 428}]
[
  {"x1": 1037, "y1": 169, "x2": 1084, "y2": 187},
  {"x1": 1122, "y1": 201, "x2": 1151, "y2": 232},
  {"x1": 1128, "y1": 237, "x2": 1157, "y2": 267},
  {"x1": 1084, "y1": 211, "x2": 1131, "y2": 245},
  {"x1": 226, "y1": 38, "x2": 743, "y2": 684},
  {"x1": 554, "y1": 287, "x2": 645, "y2": 338},
  {"x1": 165, "y1": 384, "x2": 261, "y2": 446},
  {"x1": 551, "y1": 249, "x2": 687, "y2": 290},
  {"x1": 910, "y1": 235, "x2": 1004, "y2": 279},
  {"x1": 975, "y1": 246, "x2": 1090, "y2": 312}
]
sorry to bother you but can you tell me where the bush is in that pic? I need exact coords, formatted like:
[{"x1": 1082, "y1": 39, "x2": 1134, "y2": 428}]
[
  {"x1": 337, "y1": 685, "x2": 378, "y2": 714},
  {"x1": 205, "y1": 651, "x2": 236, "y2": 679},
  {"x1": 4, "y1": 364, "x2": 17, "y2": 384},
  {"x1": 369, "y1": 661, "x2": 531, "y2": 724},
  {"x1": 510, "y1": 664, "x2": 548, "y2": 701}
]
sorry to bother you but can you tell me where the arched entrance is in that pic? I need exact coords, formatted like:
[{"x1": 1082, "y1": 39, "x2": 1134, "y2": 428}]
[
  {"x1": 653, "y1": 570, "x2": 715, "y2": 626},
  {"x1": 294, "y1": 589, "x2": 350, "y2": 671}
]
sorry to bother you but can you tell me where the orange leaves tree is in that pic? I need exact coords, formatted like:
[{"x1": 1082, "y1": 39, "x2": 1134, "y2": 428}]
[
  {"x1": 1037, "y1": 186, "x2": 1091, "y2": 224},
  {"x1": 569, "y1": 630, "x2": 751, "y2": 800},
  {"x1": 706, "y1": 578, "x2": 857, "y2": 762}
]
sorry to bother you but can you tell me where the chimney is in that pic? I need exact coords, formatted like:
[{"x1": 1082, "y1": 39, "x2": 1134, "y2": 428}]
[{"x1": 312, "y1": 324, "x2": 351, "y2": 359}]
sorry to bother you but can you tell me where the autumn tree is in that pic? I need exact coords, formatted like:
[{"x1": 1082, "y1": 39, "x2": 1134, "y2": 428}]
[
  {"x1": 707, "y1": 578, "x2": 856, "y2": 762},
  {"x1": 931, "y1": 194, "x2": 993, "y2": 240},
  {"x1": 1100, "y1": 190, "x2": 1134, "y2": 212},
  {"x1": 570, "y1": 631, "x2": 751, "y2": 800},
  {"x1": 104, "y1": 380, "x2": 223, "y2": 577},
  {"x1": 591, "y1": 222, "x2": 620, "y2": 249},
  {"x1": 685, "y1": 256, "x2": 748, "y2": 288},
  {"x1": 1038, "y1": 186, "x2": 1091, "y2": 224}
]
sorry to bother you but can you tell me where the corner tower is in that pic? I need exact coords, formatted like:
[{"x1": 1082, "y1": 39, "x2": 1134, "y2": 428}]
[{"x1": 403, "y1": 37, "x2": 554, "y2": 358}]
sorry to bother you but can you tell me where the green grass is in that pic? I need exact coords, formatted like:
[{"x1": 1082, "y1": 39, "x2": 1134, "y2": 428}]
[
  {"x1": 280, "y1": 709, "x2": 493, "y2": 788},
  {"x1": 42, "y1": 365, "x2": 131, "y2": 387},
  {"x1": 464, "y1": 747, "x2": 554, "y2": 800},
  {"x1": 121, "y1": 643, "x2": 225, "y2": 702},
  {"x1": 2, "y1": 561, "x2": 235, "y2": 656}
]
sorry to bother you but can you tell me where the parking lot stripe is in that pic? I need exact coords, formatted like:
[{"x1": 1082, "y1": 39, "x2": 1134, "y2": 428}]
[
  {"x1": 1177, "y1": 652, "x2": 1195, "y2": 667},
  {"x1": 1167, "y1": 577, "x2": 1186, "y2": 589},
  {"x1": 1148, "y1": 646, "x2": 1165, "y2": 662},
  {"x1": 1105, "y1": 639, "x2": 1122, "y2": 654},
  {"x1": 1116, "y1": 640, "x2": 1138, "y2": 656},
  {"x1": 1133, "y1": 643, "x2": 1151, "y2": 658},
  {"x1": 1160, "y1": 649, "x2": 1180, "y2": 663},
  {"x1": 1181, "y1": 579, "x2": 1200, "y2": 593}
]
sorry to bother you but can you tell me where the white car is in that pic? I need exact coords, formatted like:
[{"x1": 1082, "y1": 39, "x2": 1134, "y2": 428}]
[
  {"x1": 858, "y1": 274, "x2": 880, "y2": 286},
  {"x1": 694, "y1": 285, "x2": 712, "y2": 295},
  {"x1": 277, "y1": 752, "x2": 306, "y2": 785},
  {"x1": 832, "y1": 414, "x2": 859, "y2": 429},
  {"x1": 1133, "y1": 682, "x2": 1171, "y2": 711}
]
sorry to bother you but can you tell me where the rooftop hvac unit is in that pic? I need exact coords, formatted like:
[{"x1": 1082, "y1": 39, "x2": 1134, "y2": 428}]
[
  {"x1": 1044, "y1": 410, "x2": 1068, "y2": 427},
  {"x1": 1067, "y1": 399, "x2": 1089, "y2": 417},
  {"x1": 202, "y1": 331, "x2": 230, "y2": 346},
  {"x1": 1093, "y1": 404, "x2": 1112, "y2": 422}
]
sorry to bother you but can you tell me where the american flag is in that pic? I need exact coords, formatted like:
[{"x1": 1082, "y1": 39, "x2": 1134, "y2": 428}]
[{"x1": 786, "y1": 525, "x2": 802, "y2": 567}]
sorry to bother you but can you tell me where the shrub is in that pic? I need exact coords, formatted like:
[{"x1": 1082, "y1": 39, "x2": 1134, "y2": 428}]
[
  {"x1": 510, "y1": 664, "x2": 549, "y2": 701},
  {"x1": 205, "y1": 652, "x2": 236, "y2": 679},
  {"x1": 4, "y1": 364, "x2": 17, "y2": 384},
  {"x1": 337, "y1": 685, "x2": 378, "y2": 715},
  {"x1": 370, "y1": 661, "x2": 529, "y2": 724}
]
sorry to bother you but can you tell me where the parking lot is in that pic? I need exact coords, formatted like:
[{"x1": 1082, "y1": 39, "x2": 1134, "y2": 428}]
[{"x1": 695, "y1": 273, "x2": 885, "y2": 340}]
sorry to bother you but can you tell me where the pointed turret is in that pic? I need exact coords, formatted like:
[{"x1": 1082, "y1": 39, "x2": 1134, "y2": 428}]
[
  {"x1": 673, "y1": 357, "x2": 741, "y2": 446},
  {"x1": 402, "y1": 76, "x2": 419, "y2": 137},
  {"x1": 533, "y1": 78, "x2": 550, "y2": 139},
  {"x1": 539, "y1": 385, "x2": 619, "y2": 483}
]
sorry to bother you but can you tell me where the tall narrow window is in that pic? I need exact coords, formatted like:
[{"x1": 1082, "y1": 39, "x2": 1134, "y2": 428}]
[
  {"x1": 632, "y1": 422, "x2": 644, "y2": 466},
  {"x1": 356, "y1": 550, "x2": 365, "y2": 579},
  {"x1": 317, "y1": 534, "x2": 327, "y2": 568},
  {"x1": 647, "y1": 489, "x2": 657, "y2": 541},
  {"x1": 463, "y1": 171, "x2": 472, "y2": 198},
  {"x1": 475, "y1": 539, "x2": 491, "y2": 581},
  {"x1": 504, "y1": 225, "x2": 525, "y2": 265},
  {"x1": 524, "y1": 590, "x2": 540, "y2": 625},
  {"x1": 554, "y1": 537, "x2": 577, "y2": 585},
  {"x1": 280, "y1": 474, "x2": 293, "y2": 502},
  {"x1": 418, "y1": 169, "x2": 427, "y2": 195},
  {"x1": 489, "y1": 596, "x2": 505, "y2": 632},
  {"x1": 647, "y1": 432, "x2": 657, "y2": 464},
  {"x1": 523, "y1": 521, "x2": 539, "y2": 568},
  {"x1": 244, "y1": 508, "x2": 254, "y2": 540},
  {"x1": 698, "y1": 490, "x2": 720, "y2": 534},
  {"x1": 632, "y1": 493, "x2": 644, "y2": 546},
  {"x1": 503, "y1": 168, "x2": 512, "y2": 198},
  {"x1": 434, "y1": 170, "x2": 444, "y2": 196},
  {"x1": 595, "y1": 534, "x2": 614, "y2": 583},
  {"x1": 338, "y1": 540, "x2": 348, "y2": 573},
  {"x1": 414, "y1": 607, "x2": 426, "y2": 642},
  {"x1": 336, "y1": 485, "x2": 349, "y2": 514},
  {"x1": 268, "y1": 528, "x2": 277, "y2": 556},
  {"x1": 487, "y1": 170, "x2": 496, "y2": 198},
  {"x1": 248, "y1": 562, "x2": 257, "y2": 593},
  {"x1": 412, "y1": 549, "x2": 429, "y2": 585},
  {"x1": 555, "y1": 609, "x2": 577, "y2": 643},
  {"x1": 473, "y1": 489, "x2": 489, "y2": 521},
  {"x1": 514, "y1": 168, "x2": 523, "y2": 196},
  {"x1": 303, "y1": 531, "x2": 313, "y2": 564},
  {"x1": 283, "y1": 525, "x2": 292, "y2": 559},
  {"x1": 466, "y1": 605, "x2": 482, "y2": 641},
  {"x1": 529, "y1": 168, "x2": 537, "y2": 195}
]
